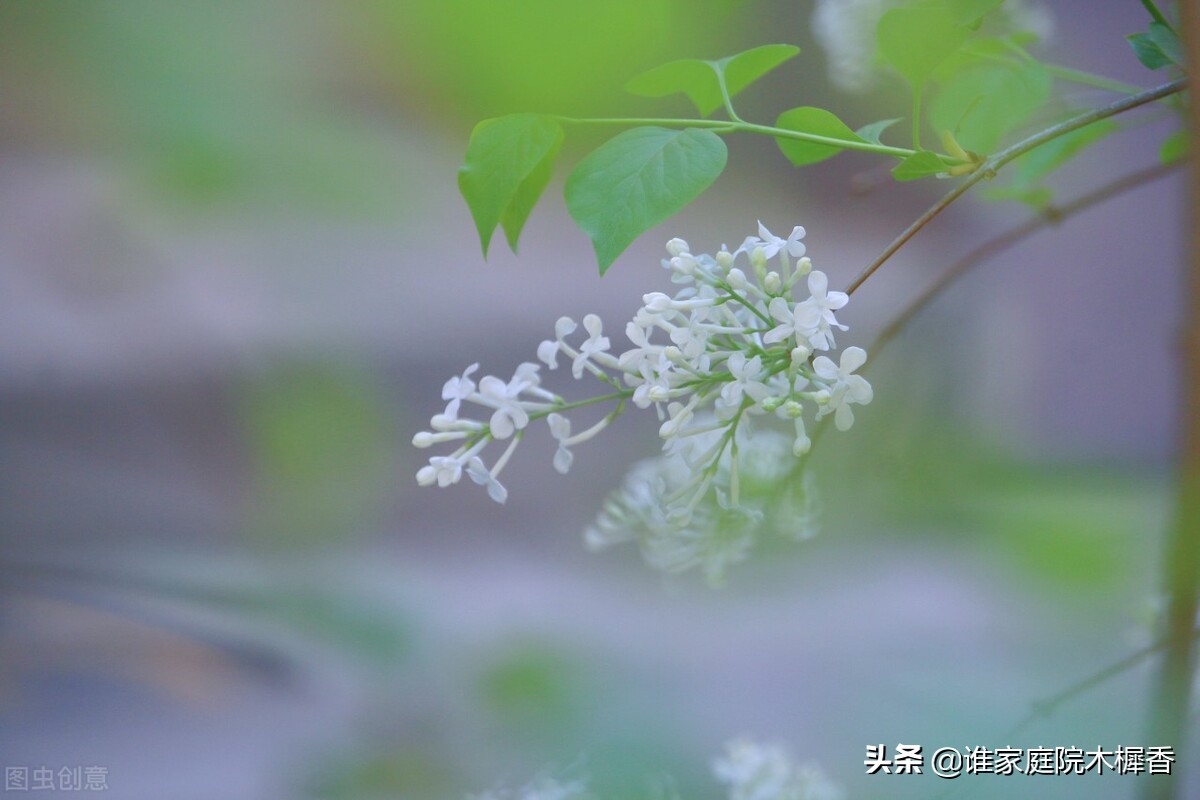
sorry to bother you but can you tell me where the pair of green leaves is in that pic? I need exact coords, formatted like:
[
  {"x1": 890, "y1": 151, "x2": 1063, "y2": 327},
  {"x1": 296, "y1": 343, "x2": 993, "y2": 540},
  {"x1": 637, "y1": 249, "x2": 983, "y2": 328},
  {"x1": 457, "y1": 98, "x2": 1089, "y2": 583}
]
[
  {"x1": 458, "y1": 115, "x2": 727, "y2": 274},
  {"x1": 459, "y1": 44, "x2": 801, "y2": 273}
]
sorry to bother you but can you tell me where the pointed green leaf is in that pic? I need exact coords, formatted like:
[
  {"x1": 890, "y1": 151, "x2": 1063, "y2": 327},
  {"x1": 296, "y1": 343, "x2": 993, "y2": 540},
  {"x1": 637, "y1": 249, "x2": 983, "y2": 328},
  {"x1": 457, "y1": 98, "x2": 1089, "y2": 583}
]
[
  {"x1": 1127, "y1": 32, "x2": 1172, "y2": 70},
  {"x1": 1161, "y1": 129, "x2": 1188, "y2": 164},
  {"x1": 930, "y1": 61, "x2": 1051, "y2": 153},
  {"x1": 717, "y1": 44, "x2": 801, "y2": 104},
  {"x1": 856, "y1": 118, "x2": 902, "y2": 145},
  {"x1": 625, "y1": 44, "x2": 799, "y2": 116},
  {"x1": 877, "y1": 1, "x2": 970, "y2": 90},
  {"x1": 773, "y1": 107, "x2": 865, "y2": 166},
  {"x1": 500, "y1": 133, "x2": 563, "y2": 252},
  {"x1": 458, "y1": 114, "x2": 564, "y2": 257},
  {"x1": 892, "y1": 150, "x2": 946, "y2": 181},
  {"x1": 1148, "y1": 21, "x2": 1183, "y2": 66},
  {"x1": 565, "y1": 127, "x2": 727, "y2": 273}
]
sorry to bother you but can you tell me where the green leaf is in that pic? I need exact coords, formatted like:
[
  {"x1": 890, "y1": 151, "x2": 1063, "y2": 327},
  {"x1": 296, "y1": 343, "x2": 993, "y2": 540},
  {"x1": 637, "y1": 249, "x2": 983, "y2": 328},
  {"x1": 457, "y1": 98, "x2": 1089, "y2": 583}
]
[
  {"x1": 892, "y1": 150, "x2": 946, "y2": 181},
  {"x1": 773, "y1": 107, "x2": 865, "y2": 166},
  {"x1": 1148, "y1": 21, "x2": 1184, "y2": 66},
  {"x1": 1012, "y1": 120, "x2": 1116, "y2": 187},
  {"x1": 877, "y1": 1, "x2": 970, "y2": 90},
  {"x1": 930, "y1": 61, "x2": 1051, "y2": 153},
  {"x1": 1127, "y1": 32, "x2": 1172, "y2": 70},
  {"x1": 1161, "y1": 129, "x2": 1188, "y2": 164},
  {"x1": 984, "y1": 185, "x2": 1055, "y2": 209},
  {"x1": 458, "y1": 114, "x2": 564, "y2": 257},
  {"x1": 950, "y1": 0, "x2": 1004, "y2": 26},
  {"x1": 500, "y1": 133, "x2": 563, "y2": 252},
  {"x1": 625, "y1": 44, "x2": 799, "y2": 116},
  {"x1": 565, "y1": 127, "x2": 727, "y2": 273},
  {"x1": 856, "y1": 118, "x2": 901, "y2": 145}
]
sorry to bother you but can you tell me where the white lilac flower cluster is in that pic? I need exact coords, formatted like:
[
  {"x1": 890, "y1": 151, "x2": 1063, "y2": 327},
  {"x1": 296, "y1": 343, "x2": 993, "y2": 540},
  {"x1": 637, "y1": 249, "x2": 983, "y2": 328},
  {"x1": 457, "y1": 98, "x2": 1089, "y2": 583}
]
[
  {"x1": 470, "y1": 739, "x2": 841, "y2": 800},
  {"x1": 713, "y1": 738, "x2": 844, "y2": 800},
  {"x1": 414, "y1": 222, "x2": 872, "y2": 580}
]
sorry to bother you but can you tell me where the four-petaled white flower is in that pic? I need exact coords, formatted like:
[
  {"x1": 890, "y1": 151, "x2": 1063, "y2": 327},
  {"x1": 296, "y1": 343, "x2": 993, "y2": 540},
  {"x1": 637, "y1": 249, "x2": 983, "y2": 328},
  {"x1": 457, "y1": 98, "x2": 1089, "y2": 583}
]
[
  {"x1": 547, "y1": 413, "x2": 574, "y2": 474},
  {"x1": 718, "y1": 353, "x2": 772, "y2": 417},
  {"x1": 797, "y1": 270, "x2": 849, "y2": 350},
  {"x1": 441, "y1": 363, "x2": 479, "y2": 419},
  {"x1": 812, "y1": 345, "x2": 873, "y2": 431},
  {"x1": 573, "y1": 314, "x2": 611, "y2": 378},
  {"x1": 764, "y1": 295, "x2": 823, "y2": 348},
  {"x1": 478, "y1": 374, "x2": 531, "y2": 439},
  {"x1": 467, "y1": 456, "x2": 508, "y2": 504},
  {"x1": 739, "y1": 220, "x2": 807, "y2": 260}
]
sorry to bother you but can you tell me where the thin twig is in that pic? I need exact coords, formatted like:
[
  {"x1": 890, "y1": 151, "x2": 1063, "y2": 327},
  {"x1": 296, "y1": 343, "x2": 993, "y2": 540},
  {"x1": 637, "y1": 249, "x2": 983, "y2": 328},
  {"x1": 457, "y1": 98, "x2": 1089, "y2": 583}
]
[
  {"x1": 869, "y1": 161, "x2": 1180, "y2": 358},
  {"x1": 845, "y1": 78, "x2": 1186, "y2": 296}
]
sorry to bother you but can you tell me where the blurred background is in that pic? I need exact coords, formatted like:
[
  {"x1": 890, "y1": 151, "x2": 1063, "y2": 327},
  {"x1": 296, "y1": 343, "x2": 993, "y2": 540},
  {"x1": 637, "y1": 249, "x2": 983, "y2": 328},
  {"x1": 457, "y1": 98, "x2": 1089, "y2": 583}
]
[{"x1": 0, "y1": 1, "x2": 1190, "y2": 798}]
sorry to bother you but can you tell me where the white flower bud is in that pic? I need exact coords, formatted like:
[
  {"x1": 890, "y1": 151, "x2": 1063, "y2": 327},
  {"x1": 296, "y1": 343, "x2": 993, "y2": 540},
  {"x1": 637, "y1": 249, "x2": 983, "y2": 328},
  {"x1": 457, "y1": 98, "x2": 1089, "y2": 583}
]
[
  {"x1": 716, "y1": 248, "x2": 734, "y2": 269},
  {"x1": 416, "y1": 465, "x2": 437, "y2": 486},
  {"x1": 760, "y1": 396, "x2": 784, "y2": 413},
  {"x1": 642, "y1": 292, "x2": 674, "y2": 313},
  {"x1": 726, "y1": 268, "x2": 750, "y2": 290},
  {"x1": 412, "y1": 431, "x2": 437, "y2": 448},
  {"x1": 781, "y1": 399, "x2": 805, "y2": 419},
  {"x1": 790, "y1": 344, "x2": 811, "y2": 363},
  {"x1": 792, "y1": 435, "x2": 812, "y2": 456},
  {"x1": 666, "y1": 237, "x2": 689, "y2": 257},
  {"x1": 764, "y1": 271, "x2": 782, "y2": 293},
  {"x1": 795, "y1": 256, "x2": 812, "y2": 277},
  {"x1": 670, "y1": 255, "x2": 696, "y2": 276}
]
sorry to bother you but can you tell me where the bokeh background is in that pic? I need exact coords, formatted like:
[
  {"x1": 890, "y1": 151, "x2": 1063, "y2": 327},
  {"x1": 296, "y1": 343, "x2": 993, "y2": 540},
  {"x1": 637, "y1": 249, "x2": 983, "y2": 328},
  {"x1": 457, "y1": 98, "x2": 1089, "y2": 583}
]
[{"x1": 0, "y1": 1, "x2": 1191, "y2": 798}]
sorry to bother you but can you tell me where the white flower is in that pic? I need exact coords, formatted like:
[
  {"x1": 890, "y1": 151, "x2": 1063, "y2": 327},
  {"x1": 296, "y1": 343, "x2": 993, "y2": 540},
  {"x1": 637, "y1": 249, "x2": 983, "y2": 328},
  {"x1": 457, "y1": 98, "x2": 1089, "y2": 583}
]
[
  {"x1": 763, "y1": 296, "x2": 823, "y2": 347},
  {"x1": 812, "y1": 346, "x2": 873, "y2": 431},
  {"x1": 478, "y1": 374, "x2": 531, "y2": 439},
  {"x1": 717, "y1": 353, "x2": 771, "y2": 417},
  {"x1": 739, "y1": 221, "x2": 807, "y2": 260},
  {"x1": 573, "y1": 313, "x2": 611, "y2": 378},
  {"x1": 537, "y1": 317, "x2": 578, "y2": 369},
  {"x1": 547, "y1": 412, "x2": 573, "y2": 474},
  {"x1": 418, "y1": 455, "x2": 465, "y2": 487},
  {"x1": 797, "y1": 271, "x2": 848, "y2": 350},
  {"x1": 441, "y1": 363, "x2": 479, "y2": 419},
  {"x1": 467, "y1": 456, "x2": 508, "y2": 504},
  {"x1": 714, "y1": 738, "x2": 843, "y2": 800},
  {"x1": 630, "y1": 352, "x2": 675, "y2": 409}
]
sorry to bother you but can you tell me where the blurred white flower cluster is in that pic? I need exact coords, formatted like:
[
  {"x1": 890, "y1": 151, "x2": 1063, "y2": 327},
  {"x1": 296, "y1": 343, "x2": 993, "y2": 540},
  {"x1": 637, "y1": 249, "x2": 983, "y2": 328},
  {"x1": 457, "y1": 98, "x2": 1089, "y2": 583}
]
[
  {"x1": 812, "y1": 0, "x2": 1053, "y2": 93},
  {"x1": 714, "y1": 738, "x2": 843, "y2": 800},
  {"x1": 471, "y1": 739, "x2": 841, "y2": 800},
  {"x1": 414, "y1": 223, "x2": 872, "y2": 580}
]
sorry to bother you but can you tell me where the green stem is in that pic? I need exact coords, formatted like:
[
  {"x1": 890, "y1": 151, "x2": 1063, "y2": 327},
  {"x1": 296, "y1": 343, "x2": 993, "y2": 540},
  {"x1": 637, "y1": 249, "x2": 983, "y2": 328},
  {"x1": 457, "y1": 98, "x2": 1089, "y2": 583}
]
[
  {"x1": 713, "y1": 65, "x2": 745, "y2": 123},
  {"x1": 555, "y1": 116, "x2": 938, "y2": 162},
  {"x1": 843, "y1": 77, "x2": 1185, "y2": 296},
  {"x1": 1141, "y1": 0, "x2": 1172, "y2": 29},
  {"x1": 1045, "y1": 63, "x2": 1150, "y2": 96}
]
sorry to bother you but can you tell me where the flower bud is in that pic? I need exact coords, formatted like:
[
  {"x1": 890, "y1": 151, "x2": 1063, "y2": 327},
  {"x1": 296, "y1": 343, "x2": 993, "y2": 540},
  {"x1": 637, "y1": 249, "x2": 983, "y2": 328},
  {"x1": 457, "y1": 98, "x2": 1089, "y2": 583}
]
[
  {"x1": 795, "y1": 256, "x2": 812, "y2": 277},
  {"x1": 666, "y1": 237, "x2": 689, "y2": 257},
  {"x1": 790, "y1": 344, "x2": 811, "y2": 363},
  {"x1": 412, "y1": 431, "x2": 437, "y2": 448},
  {"x1": 781, "y1": 400, "x2": 804, "y2": 419},
  {"x1": 642, "y1": 292, "x2": 674, "y2": 313},
  {"x1": 716, "y1": 249, "x2": 734, "y2": 269},
  {"x1": 764, "y1": 271, "x2": 782, "y2": 294},
  {"x1": 726, "y1": 268, "x2": 749, "y2": 290},
  {"x1": 760, "y1": 396, "x2": 784, "y2": 413}
]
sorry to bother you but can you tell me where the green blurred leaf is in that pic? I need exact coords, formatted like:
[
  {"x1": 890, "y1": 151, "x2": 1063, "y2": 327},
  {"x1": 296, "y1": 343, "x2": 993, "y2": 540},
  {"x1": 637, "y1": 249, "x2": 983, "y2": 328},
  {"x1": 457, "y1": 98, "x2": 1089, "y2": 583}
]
[
  {"x1": 1011, "y1": 120, "x2": 1116, "y2": 188},
  {"x1": 930, "y1": 61, "x2": 1051, "y2": 153},
  {"x1": 458, "y1": 114, "x2": 564, "y2": 257},
  {"x1": 1161, "y1": 128, "x2": 1188, "y2": 164},
  {"x1": 877, "y1": 1, "x2": 970, "y2": 90},
  {"x1": 480, "y1": 642, "x2": 578, "y2": 728},
  {"x1": 1148, "y1": 21, "x2": 1183, "y2": 66},
  {"x1": 773, "y1": 107, "x2": 864, "y2": 166},
  {"x1": 565, "y1": 127, "x2": 727, "y2": 273},
  {"x1": 1127, "y1": 31, "x2": 1173, "y2": 70},
  {"x1": 952, "y1": 0, "x2": 1005, "y2": 26},
  {"x1": 625, "y1": 44, "x2": 799, "y2": 116},
  {"x1": 983, "y1": 185, "x2": 1055, "y2": 209},
  {"x1": 855, "y1": 118, "x2": 902, "y2": 145},
  {"x1": 892, "y1": 150, "x2": 946, "y2": 181}
]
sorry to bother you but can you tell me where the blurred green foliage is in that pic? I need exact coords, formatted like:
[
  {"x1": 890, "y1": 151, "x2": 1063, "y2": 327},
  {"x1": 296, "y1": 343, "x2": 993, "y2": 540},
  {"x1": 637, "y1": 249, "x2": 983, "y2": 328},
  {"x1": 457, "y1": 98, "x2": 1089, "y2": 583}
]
[{"x1": 239, "y1": 360, "x2": 396, "y2": 549}]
